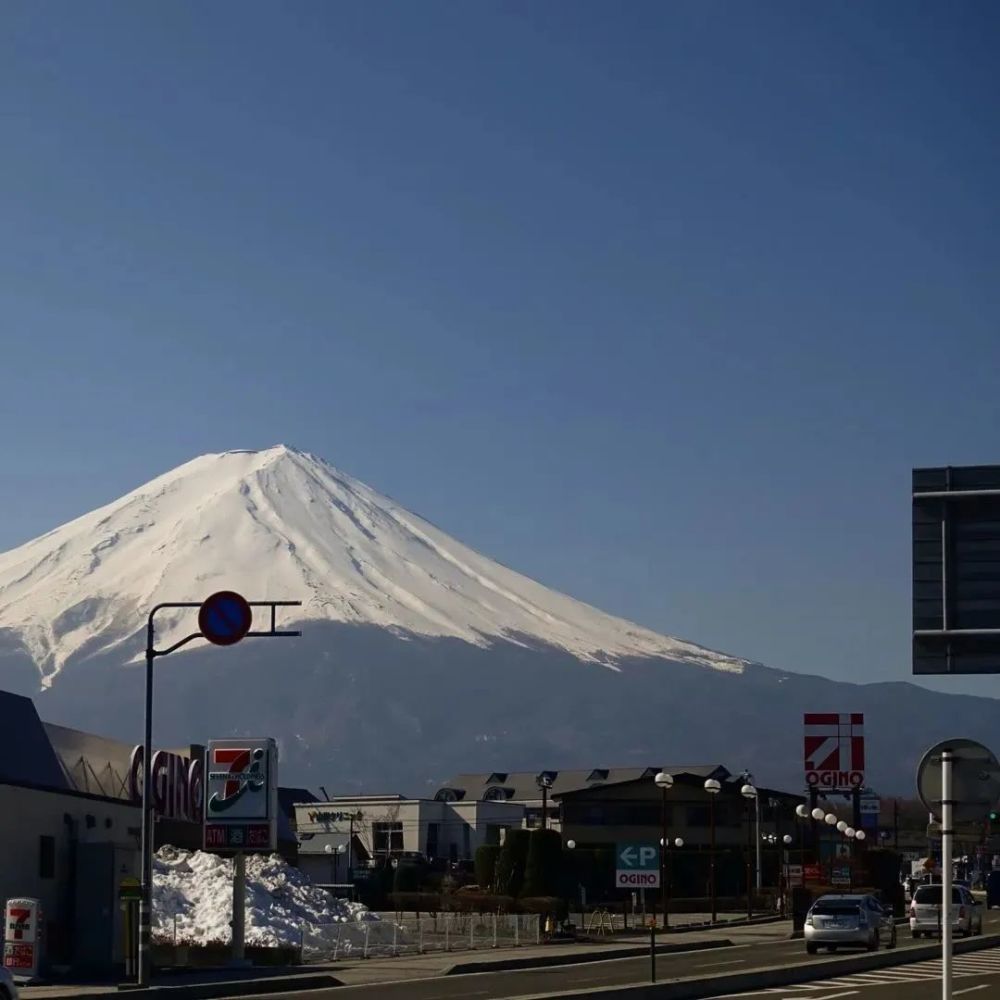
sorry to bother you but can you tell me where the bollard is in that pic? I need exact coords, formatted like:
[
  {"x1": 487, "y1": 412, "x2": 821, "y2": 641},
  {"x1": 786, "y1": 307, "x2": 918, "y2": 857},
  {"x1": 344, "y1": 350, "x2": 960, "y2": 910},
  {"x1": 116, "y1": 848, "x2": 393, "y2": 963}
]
[
  {"x1": 445, "y1": 915, "x2": 450, "y2": 952},
  {"x1": 493, "y1": 913, "x2": 498, "y2": 949},
  {"x1": 334, "y1": 923, "x2": 343, "y2": 961},
  {"x1": 419, "y1": 919, "x2": 424, "y2": 954},
  {"x1": 363, "y1": 923, "x2": 370, "y2": 959},
  {"x1": 393, "y1": 921, "x2": 398, "y2": 957}
]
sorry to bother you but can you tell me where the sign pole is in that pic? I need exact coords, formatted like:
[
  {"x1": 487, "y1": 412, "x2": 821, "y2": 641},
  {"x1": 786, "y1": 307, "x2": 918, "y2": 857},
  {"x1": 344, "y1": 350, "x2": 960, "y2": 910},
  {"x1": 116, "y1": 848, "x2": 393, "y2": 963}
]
[
  {"x1": 232, "y1": 851, "x2": 247, "y2": 965},
  {"x1": 942, "y1": 749, "x2": 953, "y2": 1000},
  {"x1": 135, "y1": 595, "x2": 300, "y2": 985},
  {"x1": 138, "y1": 628, "x2": 155, "y2": 986}
]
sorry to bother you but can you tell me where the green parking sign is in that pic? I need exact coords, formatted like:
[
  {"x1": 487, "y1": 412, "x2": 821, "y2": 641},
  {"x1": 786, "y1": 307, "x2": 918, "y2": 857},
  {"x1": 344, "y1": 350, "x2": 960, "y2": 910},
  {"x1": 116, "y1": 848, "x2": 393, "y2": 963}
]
[{"x1": 616, "y1": 842, "x2": 660, "y2": 888}]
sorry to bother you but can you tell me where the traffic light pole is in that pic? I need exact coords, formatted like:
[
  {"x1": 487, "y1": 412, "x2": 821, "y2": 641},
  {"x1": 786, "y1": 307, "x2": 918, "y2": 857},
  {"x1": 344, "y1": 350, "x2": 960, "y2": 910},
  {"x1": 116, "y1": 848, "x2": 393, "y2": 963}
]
[{"x1": 137, "y1": 598, "x2": 300, "y2": 987}]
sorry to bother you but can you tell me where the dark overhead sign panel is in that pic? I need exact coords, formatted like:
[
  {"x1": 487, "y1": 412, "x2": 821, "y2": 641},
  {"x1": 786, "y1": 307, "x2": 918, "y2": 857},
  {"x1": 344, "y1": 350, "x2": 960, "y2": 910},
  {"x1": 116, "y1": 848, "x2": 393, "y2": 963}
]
[{"x1": 913, "y1": 465, "x2": 1000, "y2": 674}]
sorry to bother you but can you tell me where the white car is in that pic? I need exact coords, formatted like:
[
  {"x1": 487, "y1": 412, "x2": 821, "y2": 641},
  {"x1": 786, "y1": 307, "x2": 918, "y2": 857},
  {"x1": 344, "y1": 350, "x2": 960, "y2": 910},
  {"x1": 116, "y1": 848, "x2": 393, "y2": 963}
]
[
  {"x1": 910, "y1": 884, "x2": 983, "y2": 938},
  {"x1": 0, "y1": 966, "x2": 20, "y2": 1000}
]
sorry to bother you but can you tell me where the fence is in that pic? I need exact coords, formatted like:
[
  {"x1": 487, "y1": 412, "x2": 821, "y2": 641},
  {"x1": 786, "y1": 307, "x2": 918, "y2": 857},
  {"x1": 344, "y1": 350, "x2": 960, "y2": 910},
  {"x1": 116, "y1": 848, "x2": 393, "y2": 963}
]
[{"x1": 301, "y1": 913, "x2": 541, "y2": 961}]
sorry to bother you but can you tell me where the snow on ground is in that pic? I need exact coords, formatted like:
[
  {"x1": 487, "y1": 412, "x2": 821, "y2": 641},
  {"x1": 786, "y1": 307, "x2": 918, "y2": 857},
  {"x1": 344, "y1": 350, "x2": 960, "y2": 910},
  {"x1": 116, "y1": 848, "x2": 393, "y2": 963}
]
[
  {"x1": 0, "y1": 445, "x2": 749, "y2": 684},
  {"x1": 152, "y1": 846, "x2": 382, "y2": 950}
]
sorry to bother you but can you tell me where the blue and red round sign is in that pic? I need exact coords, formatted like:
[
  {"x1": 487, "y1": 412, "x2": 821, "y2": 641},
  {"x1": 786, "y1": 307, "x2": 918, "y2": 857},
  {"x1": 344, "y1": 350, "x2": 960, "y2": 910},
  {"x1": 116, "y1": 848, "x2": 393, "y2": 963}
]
[{"x1": 198, "y1": 591, "x2": 253, "y2": 646}]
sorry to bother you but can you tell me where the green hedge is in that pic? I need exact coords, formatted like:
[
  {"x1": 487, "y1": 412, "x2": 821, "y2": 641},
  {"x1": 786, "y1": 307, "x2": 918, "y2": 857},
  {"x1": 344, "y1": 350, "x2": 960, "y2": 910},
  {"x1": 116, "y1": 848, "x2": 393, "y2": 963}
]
[
  {"x1": 496, "y1": 829, "x2": 531, "y2": 897},
  {"x1": 475, "y1": 844, "x2": 501, "y2": 892}
]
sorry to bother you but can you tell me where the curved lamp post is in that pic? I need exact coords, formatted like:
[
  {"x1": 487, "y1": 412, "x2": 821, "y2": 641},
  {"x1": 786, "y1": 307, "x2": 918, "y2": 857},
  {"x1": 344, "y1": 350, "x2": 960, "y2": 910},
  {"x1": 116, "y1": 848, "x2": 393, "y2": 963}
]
[
  {"x1": 654, "y1": 771, "x2": 674, "y2": 928},
  {"x1": 704, "y1": 778, "x2": 721, "y2": 923}
]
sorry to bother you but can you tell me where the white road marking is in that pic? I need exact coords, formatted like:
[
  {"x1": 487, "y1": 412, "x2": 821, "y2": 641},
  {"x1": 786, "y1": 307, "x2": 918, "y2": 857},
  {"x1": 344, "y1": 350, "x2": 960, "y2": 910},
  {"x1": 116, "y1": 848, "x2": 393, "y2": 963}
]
[
  {"x1": 693, "y1": 958, "x2": 750, "y2": 968},
  {"x1": 954, "y1": 988, "x2": 990, "y2": 996},
  {"x1": 782, "y1": 992, "x2": 857, "y2": 1000}
]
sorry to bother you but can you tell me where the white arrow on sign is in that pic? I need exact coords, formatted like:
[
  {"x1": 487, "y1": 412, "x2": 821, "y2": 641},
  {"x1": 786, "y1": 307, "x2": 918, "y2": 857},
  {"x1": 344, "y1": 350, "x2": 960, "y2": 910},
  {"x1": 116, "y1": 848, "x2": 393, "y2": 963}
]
[{"x1": 620, "y1": 847, "x2": 638, "y2": 866}]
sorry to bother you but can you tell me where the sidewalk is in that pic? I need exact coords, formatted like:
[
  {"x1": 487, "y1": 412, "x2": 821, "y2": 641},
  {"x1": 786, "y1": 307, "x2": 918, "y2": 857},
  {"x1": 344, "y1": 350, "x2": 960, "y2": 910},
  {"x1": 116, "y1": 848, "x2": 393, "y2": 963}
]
[{"x1": 18, "y1": 920, "x2": 794, "y2": 998}]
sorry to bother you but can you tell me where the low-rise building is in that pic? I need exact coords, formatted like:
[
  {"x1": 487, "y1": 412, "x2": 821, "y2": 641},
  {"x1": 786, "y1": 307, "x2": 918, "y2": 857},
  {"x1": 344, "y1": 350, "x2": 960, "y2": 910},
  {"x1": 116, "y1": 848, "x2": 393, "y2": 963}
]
[
  {"x1": 436, "y1": 765, "x2": 732, "y2": 831},
  {"x1": 294, "y1": 793, "x2": 525, "y2": 884}
]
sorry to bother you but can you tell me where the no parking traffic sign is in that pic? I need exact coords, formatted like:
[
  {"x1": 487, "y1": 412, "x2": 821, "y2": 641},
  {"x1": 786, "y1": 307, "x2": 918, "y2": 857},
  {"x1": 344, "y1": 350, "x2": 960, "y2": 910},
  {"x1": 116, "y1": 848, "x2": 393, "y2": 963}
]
[{"x1": 198, "y1": 591, "x2": 253, "y2": 646}]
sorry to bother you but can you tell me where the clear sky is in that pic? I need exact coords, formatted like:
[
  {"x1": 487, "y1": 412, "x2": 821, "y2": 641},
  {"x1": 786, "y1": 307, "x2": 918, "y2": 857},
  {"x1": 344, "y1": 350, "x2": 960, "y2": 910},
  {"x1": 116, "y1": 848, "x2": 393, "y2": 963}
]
[{"x1": 2, "y1": 2, "x2": 999, "y2": 696}]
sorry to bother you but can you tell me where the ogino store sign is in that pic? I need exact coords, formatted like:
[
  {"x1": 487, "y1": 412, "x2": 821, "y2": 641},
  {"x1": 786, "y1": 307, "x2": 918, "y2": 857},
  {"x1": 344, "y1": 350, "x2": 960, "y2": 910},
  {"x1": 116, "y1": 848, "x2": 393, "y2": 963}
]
[{"x1": 615, "y1": 842, "x2": 661, "y2": 888}]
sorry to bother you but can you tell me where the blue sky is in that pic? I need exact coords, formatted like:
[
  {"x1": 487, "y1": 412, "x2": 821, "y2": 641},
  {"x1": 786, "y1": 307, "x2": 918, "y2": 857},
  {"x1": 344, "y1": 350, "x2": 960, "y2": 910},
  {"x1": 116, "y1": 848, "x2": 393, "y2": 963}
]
[{"x1": 2, "y1": 1, "x2": 999, "y2": 696}]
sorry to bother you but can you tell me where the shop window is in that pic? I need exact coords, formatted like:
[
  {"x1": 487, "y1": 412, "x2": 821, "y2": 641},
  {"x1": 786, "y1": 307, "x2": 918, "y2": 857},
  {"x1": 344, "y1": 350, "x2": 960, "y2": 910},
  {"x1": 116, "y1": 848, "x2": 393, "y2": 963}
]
[
  {"x1": 39, "y1": 836, "x2": 55, "y2": 879},
  {"x1": 372, "y1": 822, "x2": 404, "y2": 855}
]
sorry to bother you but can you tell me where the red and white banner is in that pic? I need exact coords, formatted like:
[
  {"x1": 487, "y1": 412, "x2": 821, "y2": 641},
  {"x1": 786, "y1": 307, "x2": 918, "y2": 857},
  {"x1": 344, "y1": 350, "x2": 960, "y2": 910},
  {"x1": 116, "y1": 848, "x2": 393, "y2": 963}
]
[{"x1": 804, "y1": 713, "x2": 864, "y2": 790}]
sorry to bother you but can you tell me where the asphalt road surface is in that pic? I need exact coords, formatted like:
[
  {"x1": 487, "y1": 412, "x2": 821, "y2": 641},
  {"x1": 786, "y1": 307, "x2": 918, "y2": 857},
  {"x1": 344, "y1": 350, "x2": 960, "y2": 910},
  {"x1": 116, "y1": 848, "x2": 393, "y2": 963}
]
[
  {"x1": 706, "y1": 946, "x2": 1000, "y2": 1000},
  {"x1": 256, "y1": 911, "x2": 1000, "y2": 1000}
]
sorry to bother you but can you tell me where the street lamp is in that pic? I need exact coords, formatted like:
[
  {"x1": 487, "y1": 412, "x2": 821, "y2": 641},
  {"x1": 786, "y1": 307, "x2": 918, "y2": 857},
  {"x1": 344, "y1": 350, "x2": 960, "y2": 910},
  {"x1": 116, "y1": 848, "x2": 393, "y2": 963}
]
[
  {"x1": 741, "y1": 783, "x2": 757, "y2": 919},
  {"x1": 674, "y1": 838, "x2": 684, "y2": 848},
  {"x1": 836, "y1": 821, "x2": 848, "y2": 833},
  {"x1": 855, "y1": 830, "x2": 866, "y2": 842},
  {"x1": 566, "y1": 840, "x2": 576, "y2": 850},
  {"x1": 704, "y1": 778, "x2": 721, "y2": 923},
  {"x1": 654, "y1": 771, "x2": 674, "y2": 928},
  {"x1": 783, "y1": 834, "x2": 793, "y2": 845},
  {"x1": 825, "y1": 813, "x2": 838, "y2": 826},
  {"x1": 537, "y1": 774, "x2": 553, "y2": 831},
  {"x1": 811, "y1": 808, "x2": 825, "y2": 821}
]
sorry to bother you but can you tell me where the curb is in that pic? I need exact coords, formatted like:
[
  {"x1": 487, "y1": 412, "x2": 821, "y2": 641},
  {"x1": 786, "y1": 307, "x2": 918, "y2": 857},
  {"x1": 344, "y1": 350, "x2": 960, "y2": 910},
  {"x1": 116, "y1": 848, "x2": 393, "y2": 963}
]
[
  {"x1": 515, "y1": 932, "x2": 1000, "y2": 998},
  {"x1": 20, "y1": 972, "x2": 343, "y2": 1000},
  {"x1": 445, "y1": 939, "x2": 734, "y2": 976},
  {"x1": 663, "y1": 914, "x2": 784, "y2": 934}
]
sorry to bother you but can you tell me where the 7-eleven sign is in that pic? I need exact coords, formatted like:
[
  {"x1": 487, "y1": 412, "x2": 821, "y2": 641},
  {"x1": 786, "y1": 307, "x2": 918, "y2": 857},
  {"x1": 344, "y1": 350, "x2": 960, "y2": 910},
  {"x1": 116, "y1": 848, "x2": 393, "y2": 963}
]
[{"x1": 804, "y1": 713, "x2": 864, "y2": 790}]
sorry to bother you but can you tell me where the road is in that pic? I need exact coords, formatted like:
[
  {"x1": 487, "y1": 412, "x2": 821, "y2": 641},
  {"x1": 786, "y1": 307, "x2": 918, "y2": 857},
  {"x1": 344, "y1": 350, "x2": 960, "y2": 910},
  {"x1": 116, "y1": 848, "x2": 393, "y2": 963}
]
[
  {"x1": 255, "y1": 911, "x2": 1000, "y2": 1000},
  {"x1": 705, "y1": 946, "x2": 1000, "y2": 1000}
]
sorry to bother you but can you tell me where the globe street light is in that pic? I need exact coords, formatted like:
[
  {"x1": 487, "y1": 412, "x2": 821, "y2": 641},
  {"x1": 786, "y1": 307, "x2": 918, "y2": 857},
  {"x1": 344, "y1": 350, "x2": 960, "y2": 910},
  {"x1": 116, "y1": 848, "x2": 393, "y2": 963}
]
[
  {"x1": 674, "y1": 838, "x2": 684, "y2": 848},
  {"x1": 811, "y1": 808, "x2": 825, "y2": 821},
  {"x1": 566, "y1": 840, "x2": 576, "y2": 850},
  {"x1": 740, "y1": 783, "x2": 757, "y2": 918},
  {"x1": 654, "y1": 771, "x2": 675, "y2": 928},
  {"x1": 836, "y1": 821, "x2": 848, "y2": 833},
  {"x1": 783, "y1": 834, "x2": 793, "y2": 845},
  {"x1": 855, "y1": 830, "x2": 866, "y2": 842},
  {"x1": 796, "y1": 804, "x2": 810, "y2": 819},
  {"x1": 537, "y1": 774, "x2": 554, "y2": 831},
  {"x1": 825, "y1": 813, "x2": 838, "y2": 826},
  {"x1": 704, "y1": 778, "x2": 721, "y2": 923}
]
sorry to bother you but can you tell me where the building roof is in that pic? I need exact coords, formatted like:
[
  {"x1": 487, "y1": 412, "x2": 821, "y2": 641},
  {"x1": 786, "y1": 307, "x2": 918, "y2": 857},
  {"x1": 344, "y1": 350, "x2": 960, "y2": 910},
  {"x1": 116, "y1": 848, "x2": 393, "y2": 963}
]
[
  {"x1": 435, "y1": 765, "x2": 731, "y2": 803},
  {"x1": 0, "y1": 690, "x2": 71, "y2": 790}
]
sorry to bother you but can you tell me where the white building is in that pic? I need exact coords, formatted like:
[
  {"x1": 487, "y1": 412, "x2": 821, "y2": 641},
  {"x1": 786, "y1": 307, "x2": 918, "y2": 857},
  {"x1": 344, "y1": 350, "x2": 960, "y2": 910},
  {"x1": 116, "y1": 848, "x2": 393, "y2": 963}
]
[{"x1": 294, "y1": 794, "x2": 525, "y2": 884}]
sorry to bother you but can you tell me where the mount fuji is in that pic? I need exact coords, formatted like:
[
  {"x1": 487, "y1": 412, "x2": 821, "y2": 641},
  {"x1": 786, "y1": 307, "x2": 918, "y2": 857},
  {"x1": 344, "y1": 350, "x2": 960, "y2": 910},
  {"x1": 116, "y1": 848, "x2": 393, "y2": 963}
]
[{"x1": 0, "y1": 445, "x2": 995, "y2": 794}]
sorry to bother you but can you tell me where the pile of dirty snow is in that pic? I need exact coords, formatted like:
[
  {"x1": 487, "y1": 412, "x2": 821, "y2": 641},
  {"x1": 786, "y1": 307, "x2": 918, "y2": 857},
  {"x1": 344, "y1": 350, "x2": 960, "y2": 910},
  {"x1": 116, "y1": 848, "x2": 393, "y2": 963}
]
[{"x1": 152, "y1": 846, "x2": 381, "y2": 948}]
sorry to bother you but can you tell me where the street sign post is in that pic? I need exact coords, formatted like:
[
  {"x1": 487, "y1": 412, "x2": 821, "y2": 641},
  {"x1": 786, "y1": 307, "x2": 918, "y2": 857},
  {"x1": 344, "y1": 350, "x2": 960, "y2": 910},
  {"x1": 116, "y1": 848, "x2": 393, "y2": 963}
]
[
  {"x1": 615, "y1": 843, "x2": 660, "y2": 889},
  {"x1": 136, "y1": 595, "x2": 301, "y2": 988},
  {"x1": 204, "y1": 738, "x2": 278, "y2": 852}
]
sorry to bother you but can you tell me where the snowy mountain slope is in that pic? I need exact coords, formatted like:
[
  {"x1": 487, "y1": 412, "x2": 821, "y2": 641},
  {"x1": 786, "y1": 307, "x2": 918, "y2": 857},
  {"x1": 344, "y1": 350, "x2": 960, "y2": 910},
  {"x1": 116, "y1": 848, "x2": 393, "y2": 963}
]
[{"x1": 0, "y1": 446, "x2": 748, "y2": 687}]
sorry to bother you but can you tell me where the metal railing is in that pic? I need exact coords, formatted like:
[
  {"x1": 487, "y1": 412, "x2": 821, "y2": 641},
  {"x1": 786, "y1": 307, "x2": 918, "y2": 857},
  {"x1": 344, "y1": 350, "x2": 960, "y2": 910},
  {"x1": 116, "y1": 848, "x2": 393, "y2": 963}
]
[{"x1": 301, "y1": 913, "x2": 541, "y2": 960}]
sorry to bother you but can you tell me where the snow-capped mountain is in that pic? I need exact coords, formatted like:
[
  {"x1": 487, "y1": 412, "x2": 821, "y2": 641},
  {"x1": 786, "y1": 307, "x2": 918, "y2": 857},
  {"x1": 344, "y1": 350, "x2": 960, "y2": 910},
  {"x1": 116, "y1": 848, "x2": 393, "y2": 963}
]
[
  {"x1": 0, "y1": 445, "x2": 747, "y2": 686},
  {"x1": 2, "y1": 445, "x2": 999, "y2": 795}
]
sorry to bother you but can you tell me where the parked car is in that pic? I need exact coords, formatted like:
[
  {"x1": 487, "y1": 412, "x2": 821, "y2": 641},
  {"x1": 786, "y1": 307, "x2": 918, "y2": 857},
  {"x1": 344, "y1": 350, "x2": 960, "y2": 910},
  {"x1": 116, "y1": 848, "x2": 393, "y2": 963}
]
[
  {"x1": 0, "y1": 966, "x2": 20, "y2": 1000},
  {"x1": 804, "y1": 894, "x2": 897, "y2": 954},
  {"x1": 910, "y1": 884, "x2": 982, "y2": 938}
]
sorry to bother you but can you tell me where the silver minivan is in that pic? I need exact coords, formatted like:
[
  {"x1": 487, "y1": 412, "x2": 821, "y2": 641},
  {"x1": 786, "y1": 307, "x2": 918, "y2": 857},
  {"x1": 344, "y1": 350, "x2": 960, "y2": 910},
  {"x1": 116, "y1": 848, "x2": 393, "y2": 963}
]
[{"x1": 910, "y1": 884, "x2": 983, "y2": 938}]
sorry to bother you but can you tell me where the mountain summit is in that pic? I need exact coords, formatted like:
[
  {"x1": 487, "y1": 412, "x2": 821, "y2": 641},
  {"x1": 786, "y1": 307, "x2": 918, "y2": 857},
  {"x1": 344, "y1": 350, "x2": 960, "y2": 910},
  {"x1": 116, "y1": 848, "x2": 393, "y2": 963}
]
[{"x1": 0, "y1": 446, "x2": 747, "y2": 686}]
